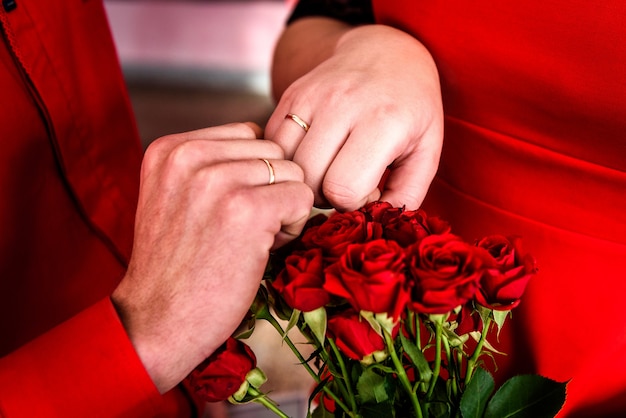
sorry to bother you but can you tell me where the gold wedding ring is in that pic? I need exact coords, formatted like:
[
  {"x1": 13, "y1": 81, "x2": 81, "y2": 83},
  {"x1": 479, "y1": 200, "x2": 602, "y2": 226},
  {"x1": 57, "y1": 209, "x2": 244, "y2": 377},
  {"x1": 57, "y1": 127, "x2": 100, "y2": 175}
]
[
  {"x1": 285, "y1": 113, "x2": 310, "y2": 132},
  {"x1": 260, "y1": 158, "x2": 275, "y2": 185}
]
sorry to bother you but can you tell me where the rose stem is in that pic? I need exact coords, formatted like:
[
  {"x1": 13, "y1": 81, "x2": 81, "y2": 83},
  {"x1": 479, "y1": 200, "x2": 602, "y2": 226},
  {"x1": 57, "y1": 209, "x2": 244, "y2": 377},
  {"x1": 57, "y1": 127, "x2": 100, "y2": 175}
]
[
  {"x1": 263, "y1": 313, "x2": 353, "y2": 415},
  {"x1": 442, "y1": 336, "x2": 459, "y2": 400},
  {"x1": 328, "y1": 338, "x2": 358, "y2": 414},
  {"x1": 384, "y1": 330, "x2": 423, "y2": 418},
  {"x1": 464, "y1": 316, "x2": 492, "y2": 386},
  {"x1": 247, "y1": 386, "x2": 290, "y2": 418},
  {"x1": 426, "y1": 317, "x2": 443, "y2": 399}
]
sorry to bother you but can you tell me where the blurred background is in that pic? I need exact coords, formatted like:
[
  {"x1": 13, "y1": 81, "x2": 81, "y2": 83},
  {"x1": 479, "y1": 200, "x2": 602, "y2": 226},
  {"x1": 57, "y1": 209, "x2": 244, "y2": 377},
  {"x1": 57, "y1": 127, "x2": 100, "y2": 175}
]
[
  {"x1": 105, "y1": 1, "x2": 311, "y2": 416},
  {"x1": 105, "y1": 0, "x2": 291, "y2": 147}
]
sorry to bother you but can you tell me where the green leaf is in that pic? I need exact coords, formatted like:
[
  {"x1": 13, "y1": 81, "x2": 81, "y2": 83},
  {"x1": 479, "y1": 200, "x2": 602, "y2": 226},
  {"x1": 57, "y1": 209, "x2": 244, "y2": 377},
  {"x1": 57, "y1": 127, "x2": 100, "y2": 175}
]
[
  {"x1": 424, "y1": 377, "x2": 453, "y2": 417},
  {"x1": 484, "y1": 375, "x2": 567, "y2": 418},
  {"x1": 360, "y1": 311, "x2": 383, "y2": 337},
  {"x1": 442, "y1": 323, "x2": 469, "y2": 348},
  {"x1": 400, "y1": 333, "x2": 433, "y2": 384},
  {"x1": 460, "y1": 367, "x2": 495, "y2": 418},
  {"x1": 304, "y1": 307, "x2": 327, "y2": 346},
  {"x1": 230, "y1": 380, "x2": 250, "y2": 402},
  {"x1": 476, "y1": 305, "x2": 492, "y2": 326},
  {"x1": 284, "y1": 308, "x2": 301, "y2": 339},
  {"x1": 360, "y1": 400, "x2": 396, "y2": 418},
  {"x1": 469, "y1": 332, "x2": 505, "y2": 355},
  {"x1": 492, "y1": 310, "x2": 510, "y2": 337},
  {"x1": 245, "y1": 367, "x2": 267, "y2": 389},
  {"x1": 356, "y1": 367, "x2": 391, "y2": 404}
]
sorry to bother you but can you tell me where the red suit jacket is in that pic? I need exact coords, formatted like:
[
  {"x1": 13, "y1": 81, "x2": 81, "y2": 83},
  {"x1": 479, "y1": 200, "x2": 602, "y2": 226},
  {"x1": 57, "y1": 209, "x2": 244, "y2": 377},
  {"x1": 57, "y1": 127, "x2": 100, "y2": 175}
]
[{"x1": 0, "y1": 1, "x2": 195, "y2": 415}]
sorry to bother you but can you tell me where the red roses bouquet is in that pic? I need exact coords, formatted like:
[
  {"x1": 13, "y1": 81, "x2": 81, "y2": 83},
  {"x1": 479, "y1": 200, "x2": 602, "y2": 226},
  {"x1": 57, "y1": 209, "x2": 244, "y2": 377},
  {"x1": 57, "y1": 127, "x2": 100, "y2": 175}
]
[{"x1": 187, "y1": 202, "x2": 567, "y2": 418}]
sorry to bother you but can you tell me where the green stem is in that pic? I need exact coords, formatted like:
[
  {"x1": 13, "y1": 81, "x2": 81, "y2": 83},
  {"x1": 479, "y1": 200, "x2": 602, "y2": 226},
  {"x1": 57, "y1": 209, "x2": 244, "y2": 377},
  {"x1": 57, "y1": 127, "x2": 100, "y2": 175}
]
[
  {"x1": 426, "y1": 319, "x2": 443, "y2": 399},
  {"x1": 415, "y1": 315, "x2": 422, "y2": 351},
  {"x1": 248, "y1": 386, "x2": 290, "y2": 418},
  {"x1": 464, "y1": 316, "x2": 492, "y2": 386},
  {"x1": 442, "y1": 336, "x2": 458, "y2": 400},
  {"x1": 328, "y1": 338, "x2": 358, "y2": 415},
  {"x1": 407, "y1": 311, "x2": 416, "y2": 341},
  {"x1": 384, "y1": 330, "x2": 423, "y2": 418},
  {"x1": 263, "y1": 314, "x2": 354, "y2": 416},
  {"x1": 265, "y1": 315, "x2": 318, "y2": 378}
]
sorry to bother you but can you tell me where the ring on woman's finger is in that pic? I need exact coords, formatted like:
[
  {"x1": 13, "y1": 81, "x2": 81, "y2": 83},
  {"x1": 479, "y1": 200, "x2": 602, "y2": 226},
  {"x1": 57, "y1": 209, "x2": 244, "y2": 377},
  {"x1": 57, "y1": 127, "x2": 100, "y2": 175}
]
[
  {"x1": 285, "y1": 113, "x2": 310, "y2": 132},
  {"x1": 260, "y1": 158, "x2": 275, "y2": 185}
]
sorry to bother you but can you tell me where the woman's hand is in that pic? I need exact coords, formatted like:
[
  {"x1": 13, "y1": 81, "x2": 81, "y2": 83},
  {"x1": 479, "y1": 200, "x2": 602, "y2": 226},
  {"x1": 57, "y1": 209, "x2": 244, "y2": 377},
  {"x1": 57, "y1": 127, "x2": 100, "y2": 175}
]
[
  {"x1": 267, "y1": 19, "x2": 443, "y2": 211},
  {"x1": 112, "y1": 123, "x2": 313, "y2": 393}
]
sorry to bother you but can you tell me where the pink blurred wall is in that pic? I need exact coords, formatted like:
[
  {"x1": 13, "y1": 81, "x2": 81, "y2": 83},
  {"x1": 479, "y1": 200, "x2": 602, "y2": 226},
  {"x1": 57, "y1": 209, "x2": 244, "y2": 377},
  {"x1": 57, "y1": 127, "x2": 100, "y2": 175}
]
[{"x1": 104, "y1": 1, "x2": 293, "y2": 91}]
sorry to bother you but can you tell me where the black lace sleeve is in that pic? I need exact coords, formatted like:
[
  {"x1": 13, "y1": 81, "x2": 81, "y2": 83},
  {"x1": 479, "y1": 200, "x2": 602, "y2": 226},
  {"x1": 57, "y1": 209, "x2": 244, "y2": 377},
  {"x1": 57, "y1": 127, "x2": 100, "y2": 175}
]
[{"x1": 287, "y1": 0, "x2": 375, "y2": 26}]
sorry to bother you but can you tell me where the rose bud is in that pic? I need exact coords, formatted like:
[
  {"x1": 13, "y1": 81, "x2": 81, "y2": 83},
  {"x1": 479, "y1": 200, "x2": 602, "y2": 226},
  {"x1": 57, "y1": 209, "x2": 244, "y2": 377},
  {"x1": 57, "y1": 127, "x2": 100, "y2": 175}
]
[
  {"x1": 475, "y1": 235, "x2": 537, "y2": 310},
  {"x1": 186, "y1": 337, "x2": 256, "y2": 403},
  {"x1": 327, "y1": 309, "x2": 387, "y2": 363},
  {"x1": 384, "y1": 208, "x2": 451, "y2": 247},
  {"x1": 301, "y1": 210, "x2": 382, "y2": 261},
  {"x1": 271, "y1": 248, "x2": 330, "y2": 312}
]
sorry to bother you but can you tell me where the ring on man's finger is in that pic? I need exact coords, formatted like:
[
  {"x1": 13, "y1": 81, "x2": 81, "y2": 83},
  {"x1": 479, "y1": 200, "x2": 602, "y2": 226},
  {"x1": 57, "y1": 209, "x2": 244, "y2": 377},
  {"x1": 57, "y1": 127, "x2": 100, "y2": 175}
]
[
  {"x1": 260, "y1": 159, "x2": 275, "y2": 185},
  {"x1": 285, "y1": 113, "x2": 310, "y2": 132}
]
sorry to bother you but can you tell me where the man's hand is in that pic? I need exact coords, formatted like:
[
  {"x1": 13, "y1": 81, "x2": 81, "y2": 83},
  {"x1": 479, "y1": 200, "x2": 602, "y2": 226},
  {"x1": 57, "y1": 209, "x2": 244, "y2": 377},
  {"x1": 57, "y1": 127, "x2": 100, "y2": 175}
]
[{"x1": 112, "y1": 123, "x2": 314, "y2": 393}]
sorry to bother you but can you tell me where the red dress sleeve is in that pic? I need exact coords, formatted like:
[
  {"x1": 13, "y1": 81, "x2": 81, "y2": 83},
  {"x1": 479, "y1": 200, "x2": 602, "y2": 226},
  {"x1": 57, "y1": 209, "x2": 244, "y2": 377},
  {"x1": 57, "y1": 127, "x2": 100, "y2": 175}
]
[{"x1": 0, "y1": 298, "x2": 194, "y2": 417}]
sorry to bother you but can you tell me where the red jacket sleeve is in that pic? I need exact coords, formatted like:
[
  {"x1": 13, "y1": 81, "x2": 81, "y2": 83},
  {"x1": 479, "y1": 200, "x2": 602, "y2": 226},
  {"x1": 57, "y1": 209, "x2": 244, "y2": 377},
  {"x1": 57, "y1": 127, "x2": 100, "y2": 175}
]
[{"x1": 0, "y1": 298, "x2": 193, "y2": 417}]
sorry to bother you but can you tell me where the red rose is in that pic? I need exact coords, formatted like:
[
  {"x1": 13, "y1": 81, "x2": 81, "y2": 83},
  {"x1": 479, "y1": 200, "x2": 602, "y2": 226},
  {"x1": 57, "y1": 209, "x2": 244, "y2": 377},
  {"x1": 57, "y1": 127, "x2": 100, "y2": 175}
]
[
  {"x1": 324, "y1": 239, "x2": 410, "y2": 319},
  {"x1": 407, "y1": 234, "x2": 485, "y2": 314},
  {"x1": 383, "y1": 209, "x2": 451, "y2": 247},
  {"x1": 475, "y1": 235, "x2": 537, "y2": 310},
  {"x1": 186, "y1": 337, "x2": 256, "y2": 402},
  {"x1": 453, "y1": 302, "x2": 483, "y2": 336},
  {"x1": 301, "y1": 210, "x2": 382, "y2": 260},
  {"x1": 359, "y1": 201, "x2": 394, "y2": 222},
  {"x1": 327, "y1": 309, "x2": 386, "y2": 361},
  {"x1": 271, "y1": 248, "x2": 330, "y2": 312}
]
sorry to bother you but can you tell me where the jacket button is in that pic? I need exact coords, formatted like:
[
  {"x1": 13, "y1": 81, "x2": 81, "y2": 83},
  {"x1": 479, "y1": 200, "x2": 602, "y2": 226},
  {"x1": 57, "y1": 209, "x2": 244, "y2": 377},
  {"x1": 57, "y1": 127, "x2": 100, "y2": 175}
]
[{"x1": 3, "y1": 0, "x2": 17, "y2": 12}]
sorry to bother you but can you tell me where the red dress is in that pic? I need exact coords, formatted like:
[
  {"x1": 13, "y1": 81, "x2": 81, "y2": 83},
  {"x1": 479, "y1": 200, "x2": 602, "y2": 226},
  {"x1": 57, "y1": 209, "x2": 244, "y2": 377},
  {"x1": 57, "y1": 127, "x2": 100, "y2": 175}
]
[
  {"x1": 0, "y1": 0, "x2": 196, "y2": 415},
  {"x1": 373, "y1": 1, "x2": 626, "y2": 416}
]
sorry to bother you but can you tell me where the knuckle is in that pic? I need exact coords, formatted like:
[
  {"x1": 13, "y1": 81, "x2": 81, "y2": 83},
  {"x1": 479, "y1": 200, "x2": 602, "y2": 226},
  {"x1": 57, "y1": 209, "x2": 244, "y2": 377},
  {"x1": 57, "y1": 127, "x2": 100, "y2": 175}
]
[
  {"x1": 222, "y1": 189, "x2": 259, "y2": 222},
  {"x1": 167, "y1": 140, "x2": 196, "y2": 169},
  {"x1": 263, "y1": 139, "x2": 286, "y2": 160},
  {"x1": 194, "y1": 165, "x2": 223, "y2": 191},
  {"x1": 225, "y1": 121, "x2": 263, "y2": 138},
  {"x1": 286, "y1": 161, "x2": 305, "y2": 182},
  {"x1": 141, "y1": 135, "x2": 175, "y2": 177}
]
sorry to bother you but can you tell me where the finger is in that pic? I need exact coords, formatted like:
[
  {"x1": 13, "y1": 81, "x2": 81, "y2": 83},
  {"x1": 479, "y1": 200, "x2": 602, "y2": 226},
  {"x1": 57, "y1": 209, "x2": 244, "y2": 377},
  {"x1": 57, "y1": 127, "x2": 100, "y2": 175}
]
[
  {"x1": 266, "y1": 112, "x2": 312, "y2": 159},
  {"x1": 143, "y1": 138, "x2": 286, "y2": 190},
  {"x1": 265, "y1": 88, "x2": 299, "y2": 139},
  {"x1": 256, "y1": 182, "x2": 314, "y2": 250},
  {"x1": 148, "y1": 122, "x2": 264, "y2": 160},
  {"x1": 379, "y1": 123, "x2": 443, "y2": 210},
  {"x1": 290, "y1": 112, "x2": 352, "y2": 207},
  {"x1": 315, "y1": 117, "x2": 406, "y2": 211},
  {"x1": 143, "y1": 122, "x2": 266, "y2": 182},
  {"x1": 220, "y1": 181, "x2": 314, "y2": 253},
  {"x1": 214, "y1": 159, "x2": 305, "y2": 188}
]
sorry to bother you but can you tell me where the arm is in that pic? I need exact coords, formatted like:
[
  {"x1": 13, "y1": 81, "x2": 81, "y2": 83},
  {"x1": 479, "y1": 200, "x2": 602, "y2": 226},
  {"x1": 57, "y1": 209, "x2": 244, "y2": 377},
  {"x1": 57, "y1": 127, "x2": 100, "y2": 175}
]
[
  {"x1": 0, "y1": 123, "x2": 313, "y2": 416},
  {"x1": 271, "y1": 17, "x2": 354, "y2": 100},
  {"x1": 267, "y1": 4, "x2": 444, "y2": 212}
]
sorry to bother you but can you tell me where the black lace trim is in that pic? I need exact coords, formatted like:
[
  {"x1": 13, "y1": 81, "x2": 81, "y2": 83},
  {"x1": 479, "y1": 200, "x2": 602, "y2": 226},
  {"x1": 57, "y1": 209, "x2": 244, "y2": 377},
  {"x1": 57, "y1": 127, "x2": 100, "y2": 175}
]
[{"x1": 287, "y1": 0, "x2": 375, "y2": 26}]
